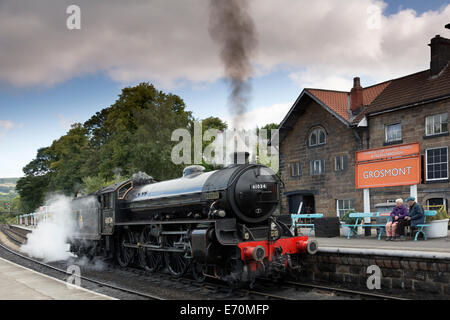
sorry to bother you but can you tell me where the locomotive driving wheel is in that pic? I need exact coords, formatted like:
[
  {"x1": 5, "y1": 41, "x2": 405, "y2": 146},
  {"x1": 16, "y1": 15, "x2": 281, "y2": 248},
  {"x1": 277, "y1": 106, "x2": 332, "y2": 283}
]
[
  {"x1": 191, "y1": 262, "x2": 206, "y2": 283},
  {"x1": 138, "y1": 226, "x2": 163, "y2": 272},
  {"x1": 116, "y1": 229, "x2": 135, "y2": 267},
  {"x1": 164, "y1": 235, "x2": 190, "y2": 277}
]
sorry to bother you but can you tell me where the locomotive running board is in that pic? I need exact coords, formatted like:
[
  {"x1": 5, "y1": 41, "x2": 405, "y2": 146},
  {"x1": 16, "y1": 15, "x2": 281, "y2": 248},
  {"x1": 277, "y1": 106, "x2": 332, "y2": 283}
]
[{"x1": 114, "y1": 219, "x2": 216, "y2": 226}]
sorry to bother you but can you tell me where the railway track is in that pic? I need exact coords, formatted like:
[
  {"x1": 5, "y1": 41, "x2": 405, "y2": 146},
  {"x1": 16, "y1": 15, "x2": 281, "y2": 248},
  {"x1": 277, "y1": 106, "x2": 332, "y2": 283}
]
[
  {"x1": 0, "y1": 224, "x2": 409, "y2": 300},
  {"x1": 0, "y1": 225, "x2": 290, "y2": 300},
  {"x1": 0, "y1": 225, "x2": 165, "y2": 300},
  {"x1": 284, "y1": 280, "x2": 409, "y2": 300}
]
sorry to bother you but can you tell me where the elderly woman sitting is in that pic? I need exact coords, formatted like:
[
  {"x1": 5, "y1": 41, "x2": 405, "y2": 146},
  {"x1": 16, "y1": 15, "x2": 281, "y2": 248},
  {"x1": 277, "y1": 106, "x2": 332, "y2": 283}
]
[{"x1": 385, "y1": 198, "x2": 408, "y2": 241}]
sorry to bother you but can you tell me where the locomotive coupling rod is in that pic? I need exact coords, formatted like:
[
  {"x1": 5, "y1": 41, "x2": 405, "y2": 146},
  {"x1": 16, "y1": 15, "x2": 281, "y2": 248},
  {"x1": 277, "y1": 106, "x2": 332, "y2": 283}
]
[
  {"x1": 123, "y1": 242, "x2": 186, "y2": 253},
  {"x1": 160, "y1": 231, "x2": 189, "y2": 235}
]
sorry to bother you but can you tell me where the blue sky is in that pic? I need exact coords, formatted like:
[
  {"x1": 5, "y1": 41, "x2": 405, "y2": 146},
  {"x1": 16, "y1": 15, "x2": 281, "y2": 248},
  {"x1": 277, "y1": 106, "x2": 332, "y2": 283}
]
[{"x1": 0, "y1": 0, "x2": 449, "y2": 177}]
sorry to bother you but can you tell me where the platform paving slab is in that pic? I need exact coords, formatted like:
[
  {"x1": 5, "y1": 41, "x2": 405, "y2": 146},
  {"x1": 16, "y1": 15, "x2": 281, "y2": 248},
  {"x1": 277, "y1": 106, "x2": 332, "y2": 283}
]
[{"x1": 0, "y1": 257, "x2": 114, "y2": 300}]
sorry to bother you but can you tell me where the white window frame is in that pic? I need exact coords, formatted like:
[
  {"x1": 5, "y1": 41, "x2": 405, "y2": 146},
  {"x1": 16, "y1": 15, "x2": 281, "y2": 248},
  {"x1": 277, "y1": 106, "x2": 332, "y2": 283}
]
[
  {"x1": 425, "y1": 146, "x2": 449, "y2": 181},
  {"x1": 426, "y1": 198, "x2": 447, "y2": 211},
  {"x1": 336, "y1": 199, "x2": 355, "y2": 218},
  {"x1": 309, "y1": 128, "x2": 326, "y2": 147},
  {"x1": 334, "y1": 155, "x2": 347, "y2": 171},
  {"x1": 425, "y1": 113, "x2": 448, "y2": 136},
  {"x1": 291, "y1": 162, "x2": 302, "y2": 177},
  {"x1": 385, "y1": 123, "x2": 402, "y2": 143},
  {"x1": 310, "y1": 160, "x2": 324, "y2": 175}
]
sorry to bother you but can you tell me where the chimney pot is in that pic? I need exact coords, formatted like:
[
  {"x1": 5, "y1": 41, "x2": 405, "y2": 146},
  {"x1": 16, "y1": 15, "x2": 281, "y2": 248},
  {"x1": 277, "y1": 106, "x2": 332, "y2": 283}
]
[
  {"x1": 429, "y1": 34, "x2": 450, "y2": 76},
  {"x1": 350, "y1": 77, "x2": 363, "y2": 114}
]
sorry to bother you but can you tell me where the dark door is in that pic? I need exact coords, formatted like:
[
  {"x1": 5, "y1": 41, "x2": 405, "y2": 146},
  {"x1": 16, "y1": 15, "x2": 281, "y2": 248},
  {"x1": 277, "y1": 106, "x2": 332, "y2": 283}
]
[
  {"x1": 288, "y1": 193, "x2": 315, "y2": 214},
  {"x1": 303, "y1": 195, "x2": 315, "y2": 214}
]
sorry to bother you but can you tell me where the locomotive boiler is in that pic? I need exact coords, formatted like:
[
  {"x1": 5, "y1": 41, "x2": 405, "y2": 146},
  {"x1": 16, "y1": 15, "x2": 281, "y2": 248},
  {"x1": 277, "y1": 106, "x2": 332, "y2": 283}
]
[{"x1": 69, "y1": 153, "x2": 318, "y2": 287}]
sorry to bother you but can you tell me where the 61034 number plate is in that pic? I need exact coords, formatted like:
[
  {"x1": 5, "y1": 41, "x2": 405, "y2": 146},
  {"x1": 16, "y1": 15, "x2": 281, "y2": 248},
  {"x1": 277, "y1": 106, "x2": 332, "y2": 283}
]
[{"x1": 250, "y1": 183, "x2": 268, "y2": 190}]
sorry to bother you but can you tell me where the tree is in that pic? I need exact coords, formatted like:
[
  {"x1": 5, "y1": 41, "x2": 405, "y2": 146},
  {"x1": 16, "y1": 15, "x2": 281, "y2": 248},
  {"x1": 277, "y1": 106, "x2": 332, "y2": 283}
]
[{"x1": 17, "y1": 82, "x2": 228, "y2": 209}]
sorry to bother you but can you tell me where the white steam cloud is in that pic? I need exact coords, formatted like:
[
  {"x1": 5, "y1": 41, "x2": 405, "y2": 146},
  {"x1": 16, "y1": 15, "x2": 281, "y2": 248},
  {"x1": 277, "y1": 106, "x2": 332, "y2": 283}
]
[{"x1": 20, "y1": 194, "x2": 97, "y2": 263}]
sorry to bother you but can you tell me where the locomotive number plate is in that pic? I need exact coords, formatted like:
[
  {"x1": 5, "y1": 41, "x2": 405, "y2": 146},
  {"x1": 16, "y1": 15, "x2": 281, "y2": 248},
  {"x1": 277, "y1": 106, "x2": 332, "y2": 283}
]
[
  {"x1": 250, "y1": 183, "x2": 268, "y2": 190},
  {"x1": 205, "y1": 192, "x2": 220, "y2": 200}
]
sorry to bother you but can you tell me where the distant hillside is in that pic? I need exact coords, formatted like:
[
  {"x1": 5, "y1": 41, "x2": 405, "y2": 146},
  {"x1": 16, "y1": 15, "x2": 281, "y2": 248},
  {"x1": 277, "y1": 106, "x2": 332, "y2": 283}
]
[{"x1": 0, "y1": 177, "x2": 19, "y2": 199}]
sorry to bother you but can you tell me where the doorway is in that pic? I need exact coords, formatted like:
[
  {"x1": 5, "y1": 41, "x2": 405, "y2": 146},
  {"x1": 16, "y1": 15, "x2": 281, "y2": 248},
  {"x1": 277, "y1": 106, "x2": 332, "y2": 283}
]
[{"x1": 288, "y1": 193, "x2": 315, "y2": 214}]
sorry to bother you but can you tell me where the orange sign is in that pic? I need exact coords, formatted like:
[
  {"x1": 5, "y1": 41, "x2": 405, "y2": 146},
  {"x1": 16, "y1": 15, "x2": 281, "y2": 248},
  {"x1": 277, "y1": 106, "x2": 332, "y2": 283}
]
[
  {"x1": 356, "y1": 157, "x2": 421, "y2": 189},
  {"x1": 356, "y1": 143, "x2": 420, "y2": 162},
  {"x1": 355, "y1": 143, "x2": 421, "y2": 189}
]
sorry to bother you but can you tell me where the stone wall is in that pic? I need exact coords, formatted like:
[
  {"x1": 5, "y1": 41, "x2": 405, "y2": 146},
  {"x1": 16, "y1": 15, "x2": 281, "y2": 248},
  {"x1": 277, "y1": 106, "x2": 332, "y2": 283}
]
[
  {"x1": 366, "y1": 99, "x2": 450, "y2": 208},
  {"x1": 280, "y1": 100, "x2": 362, "y2": 217},
  {"x1": 299, "y1": 252, "x2": 450, "y2": 298}
]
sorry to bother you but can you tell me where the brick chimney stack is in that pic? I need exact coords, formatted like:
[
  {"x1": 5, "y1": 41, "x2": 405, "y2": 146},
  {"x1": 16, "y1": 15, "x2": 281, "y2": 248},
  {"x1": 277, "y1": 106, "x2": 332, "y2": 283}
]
[
  {"x1": 350, "y1": 77, "x2": 363, "y2": 114},
  {"x1": 429, "y1": 34, "x2": 450, "y2": 77}
]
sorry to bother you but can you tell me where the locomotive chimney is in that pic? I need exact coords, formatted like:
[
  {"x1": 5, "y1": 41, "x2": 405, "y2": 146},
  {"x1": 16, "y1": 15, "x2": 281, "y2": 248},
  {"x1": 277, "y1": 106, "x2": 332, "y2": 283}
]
[{"x1": 231, "y1": 151, "x2": 250, "y2": 165}]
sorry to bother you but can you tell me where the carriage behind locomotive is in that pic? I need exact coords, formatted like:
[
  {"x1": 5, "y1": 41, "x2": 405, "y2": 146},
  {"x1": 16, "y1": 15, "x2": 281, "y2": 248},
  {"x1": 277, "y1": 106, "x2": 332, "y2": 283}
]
[{"x1": 69, "y1": 160, "x2": 318, "y2": 285}]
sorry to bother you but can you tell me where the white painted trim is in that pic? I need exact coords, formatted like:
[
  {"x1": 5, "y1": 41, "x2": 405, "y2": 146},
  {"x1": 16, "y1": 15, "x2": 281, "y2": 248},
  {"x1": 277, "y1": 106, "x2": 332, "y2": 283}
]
[
  {"x1": 318, "y1": 247, "x2": 450, "y2": 260},
  {"x1": 425, "y1": 146, "x2": 449, "y2": 181}
]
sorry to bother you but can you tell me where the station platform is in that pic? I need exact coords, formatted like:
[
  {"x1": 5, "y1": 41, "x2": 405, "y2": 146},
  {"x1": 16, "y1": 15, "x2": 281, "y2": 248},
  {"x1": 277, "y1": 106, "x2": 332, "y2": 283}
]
[
  {"x1": 308, "y1": 229, "x2": 450, "y2": 259},
  {"x1": 0, "y1": 257, "x2": 114, "y2": 300}
]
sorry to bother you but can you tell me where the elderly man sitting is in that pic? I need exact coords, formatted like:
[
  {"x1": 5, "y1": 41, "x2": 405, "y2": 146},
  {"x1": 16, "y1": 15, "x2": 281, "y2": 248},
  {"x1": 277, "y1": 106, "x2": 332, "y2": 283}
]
[
  {"x1": 385, "y1": 198, "x2": 408, "y2": 241},
  {"x1": 396, "y1": 196, "x2": 425, "y2": 240}
]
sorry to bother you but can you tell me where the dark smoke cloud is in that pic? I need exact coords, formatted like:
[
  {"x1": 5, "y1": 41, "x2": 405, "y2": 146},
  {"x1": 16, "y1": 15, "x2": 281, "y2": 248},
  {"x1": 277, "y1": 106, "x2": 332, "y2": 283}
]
[{"x1": 208, "y1": 0, "x2": 258, "y2": 128}]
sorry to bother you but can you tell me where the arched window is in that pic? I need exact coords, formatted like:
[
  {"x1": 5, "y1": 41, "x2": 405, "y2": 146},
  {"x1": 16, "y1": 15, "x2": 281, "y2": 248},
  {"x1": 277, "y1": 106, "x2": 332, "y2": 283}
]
[{"x1": 309, "y1": 127, "x2": 326, "y2": 146}]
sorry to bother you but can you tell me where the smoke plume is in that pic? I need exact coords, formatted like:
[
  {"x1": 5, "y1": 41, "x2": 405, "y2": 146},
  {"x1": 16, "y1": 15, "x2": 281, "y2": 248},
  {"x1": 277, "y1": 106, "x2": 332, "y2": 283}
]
[
  {"x1": 20, "y1": 194, "x2": 98, "y2": 263},
  {"x1": 208, "y1": 0, "x2": 258, "y2": 128},
  {"x1": 20, "y1": 194, "x2": 76, "y2": 262}
]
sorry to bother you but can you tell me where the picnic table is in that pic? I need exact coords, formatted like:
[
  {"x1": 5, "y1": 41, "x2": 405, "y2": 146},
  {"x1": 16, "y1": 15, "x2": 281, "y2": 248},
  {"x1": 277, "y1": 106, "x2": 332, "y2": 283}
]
[
  {"x1": 291, "y1": 213, "x2": 324, "y2": 236},
  {"x1": 341, "y1": 212, "x2": 383, "y2": 240}
]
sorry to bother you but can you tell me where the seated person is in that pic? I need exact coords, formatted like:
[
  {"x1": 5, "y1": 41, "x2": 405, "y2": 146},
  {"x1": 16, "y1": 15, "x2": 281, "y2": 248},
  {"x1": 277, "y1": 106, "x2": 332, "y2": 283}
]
[
  {"x1": 385, "y1": 198, "x2": 408, "y2": 241},
  {"x1": 396, "y1": 197, "x2": 425, "y2": 240}
]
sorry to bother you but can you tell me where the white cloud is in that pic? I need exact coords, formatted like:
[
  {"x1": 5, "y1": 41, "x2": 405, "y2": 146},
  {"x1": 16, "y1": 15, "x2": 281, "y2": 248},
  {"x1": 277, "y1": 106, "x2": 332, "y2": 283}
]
[
  {"x1": 58, "y1": 114, "x2": 75, "y2": 131},
  {"x1": 0, "y1": 0, "x2": 448, "y2": 92},
  {"x1": 224, "y1": 102, "x2": 292, "y2": 130},
  {"x1": 0, "y1": 119, "x2": 15, "y2": 141},
  {"x1": 289, "y1": 68, "x2": 354, "y2": 91}
]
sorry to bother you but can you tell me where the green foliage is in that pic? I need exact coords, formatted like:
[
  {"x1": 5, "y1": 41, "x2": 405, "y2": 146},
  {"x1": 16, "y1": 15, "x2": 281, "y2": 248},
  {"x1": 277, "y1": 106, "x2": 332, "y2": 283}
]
[
  {"x1": 17, "y1": 82, "x2": 227, "y2": 210},
  {"x1": 427, "y1": 206, "x2": 449, "y2": 222},
  {"x1": 0, "y1": 213, "x2": 18, "y2": 224},
  {"x1": 341, "y1": 209, "x2": 357, "y2": 224},
  {"x1": 82, "y1": 174, "x2": 128, "y2": 195}
]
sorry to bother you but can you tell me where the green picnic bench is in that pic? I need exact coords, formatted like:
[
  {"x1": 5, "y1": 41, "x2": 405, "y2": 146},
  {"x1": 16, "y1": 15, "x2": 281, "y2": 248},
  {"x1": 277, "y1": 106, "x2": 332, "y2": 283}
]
[
  {"x1": 342, "y1": 212, "x2": 387, "y2": 240},
  {"x1": 291, "y1": 213, "x2": 324, "y2": 236},
  {"x1": 413, "y1": 210, "x2": 437, "y2": 241},
  {"x1": 342, "y1": 210, "x2": 438, "y2": 240}
]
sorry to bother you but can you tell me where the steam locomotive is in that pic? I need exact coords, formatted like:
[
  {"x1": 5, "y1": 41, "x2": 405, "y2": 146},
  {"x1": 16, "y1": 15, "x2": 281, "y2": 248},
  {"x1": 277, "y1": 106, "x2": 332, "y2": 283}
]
[{"x1": 69, "y1": 153, "x2": 318, "y2": 287}]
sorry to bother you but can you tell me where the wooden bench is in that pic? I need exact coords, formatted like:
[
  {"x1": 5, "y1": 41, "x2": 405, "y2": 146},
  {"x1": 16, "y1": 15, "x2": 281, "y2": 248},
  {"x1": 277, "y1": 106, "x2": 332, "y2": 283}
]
[
  {"x1": 291, "y1": 213, "x2": 324, "y2": 236},
  {"x1": 342, "y1": 212, "x2": 388, "y2": 240},
  {"x1": 413, "y1": 210, "x2": 437, "y2": 241}
]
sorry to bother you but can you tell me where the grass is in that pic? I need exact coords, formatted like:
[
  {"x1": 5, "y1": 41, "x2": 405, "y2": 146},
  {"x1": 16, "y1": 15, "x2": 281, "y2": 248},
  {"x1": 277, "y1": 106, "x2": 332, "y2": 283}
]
[{"x1": 0, "y1": 213, "x2": 19, "y2": 225}]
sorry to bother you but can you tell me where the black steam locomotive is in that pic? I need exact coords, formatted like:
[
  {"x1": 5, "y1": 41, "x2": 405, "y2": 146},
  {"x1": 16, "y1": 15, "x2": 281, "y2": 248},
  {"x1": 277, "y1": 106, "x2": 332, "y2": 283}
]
[{"x1": 70, "y1": 153, "x2": 317, "y2": 286}]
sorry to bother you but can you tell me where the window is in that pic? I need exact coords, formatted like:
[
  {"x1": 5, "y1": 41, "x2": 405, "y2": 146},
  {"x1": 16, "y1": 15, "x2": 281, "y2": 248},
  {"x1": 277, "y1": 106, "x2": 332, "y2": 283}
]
[
  {"x1": 309, "y1": 127, "x2": 326, "y2": 146},
  {"x1": 335, "y1": 155, "x2": 348, "y2": 171},
  {"x1": 310, "y1": 160, "x2": 325, "y2": 175},
  {"x1": 337, "y1": 199, "x2": 355, "y2": 218},
  {"x1": 118, "y1": 181, "x2": 133, "y2": 199},
  {"x1": 385, "y1": 123, "x2": 402, "y2": 143},
  {"x1": 426, "y1": 113, "x2": 448, "y2": 136},
  {"x1": 291, "y1": 162, "x2": 302, "y2": 177},
  {"x1": 102, "y1": 194, "x2": 110, "y2": 209},
  {"x1": 426, "y1": 147, "x2": 448, "y2": 181},
  {"x1": 426, "y1": 198, "x2": 448, "y2": 211}
]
